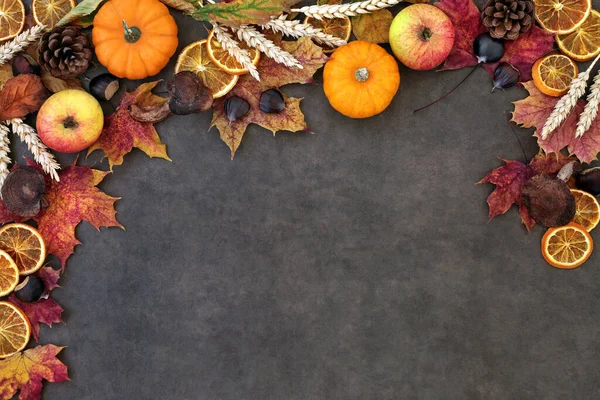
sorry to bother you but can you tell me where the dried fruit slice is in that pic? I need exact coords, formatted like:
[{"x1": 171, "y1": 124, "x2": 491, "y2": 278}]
[
  {"x1": 532, "y1": 54, "x2": 579, "y2": 97},
  {"x1": 32, "y1": 0, "x2": 76, "y2": 28},
  {"x1": 571, "y1": 189, "x2": 600, "y2": 231},
  {"x1": 0, "y1": 0, "x2": 25, "y2": 42},
  {"x1": 557, "y1": 9, "x2": 600, "y2": 61},
  {"x1": 0, "y1": 224, "x2": 46, "y2": 276},
  {"x1": 534, "y1": 0, "x2": 591, "y2": 34},
  {"x1": 0, "y1": 251, "x2": 18, "y2": 297},
  {"x1": 175, "y1": 40, "x2": 239, "y2": 99},
  {"x1": 304, "y1": 15, "x2": 351, "y2": 53},
  {"x1": 0, "y1": 301, "x2": 30, "y2": 358},
  {"x1": 541, "y1": 222, "x2": 594, "y2": 269},
  {"x1": 206, "y1": 29, "x2": 260, "y2": 75}
]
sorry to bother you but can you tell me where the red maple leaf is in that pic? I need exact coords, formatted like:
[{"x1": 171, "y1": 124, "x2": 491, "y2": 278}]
[
  {"x1": 0, "y1": 345, "x2": 68, "y2": 400},
  {"x1": 0, "y1": 161, "x2": 123, "y2": 268},
  {"x1": 435, "y1": 0, "x2": 554, "y2": 81},
  {"x1": 479, "y1": 152, "x2": 575, "y2": 230},
  {"x1": 512, "y1": 81, "x2": 600, "y2": 163},
  {"x1": 8, "y1": 266, "x2": 63, "y2": 342}
]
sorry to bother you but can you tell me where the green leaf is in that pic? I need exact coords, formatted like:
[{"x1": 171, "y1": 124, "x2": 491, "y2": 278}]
[
  {"x1": 191, "y1": 0, "x2": 297, "y2": 26},
  {"x1": 56, "y1": 0, "x2": 106, "y2": 27}
]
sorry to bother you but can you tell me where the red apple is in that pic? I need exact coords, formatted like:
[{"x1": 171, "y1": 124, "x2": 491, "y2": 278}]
[
  {"x1": 389, "y1": 4, "x2": 455, "y2": 71},
  {"x1": 37, "y1": 90, "x2": 104, "y2": 153}
]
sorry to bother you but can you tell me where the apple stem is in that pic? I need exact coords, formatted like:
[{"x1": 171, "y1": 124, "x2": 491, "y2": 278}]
[{"x1": 413, "y1": 64, "x2": 480, "y2": 113}]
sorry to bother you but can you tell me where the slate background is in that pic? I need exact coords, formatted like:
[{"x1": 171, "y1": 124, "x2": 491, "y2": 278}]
[{"x1": 13, "y1": 0, "x2": 600, "y2": 399}]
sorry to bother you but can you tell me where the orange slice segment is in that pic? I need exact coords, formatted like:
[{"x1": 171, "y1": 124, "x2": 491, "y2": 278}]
[
  {"x1": 32, "y1": 0, "x2": 76, "y2": 29},
  {"x1": 0, "y1": 302, "x2": 30, "y2": 358},
  {"x1": 0, "y1": 251, "x2": 19, "y2": 297},
  {"x1": 557, "y1": 9, "x2": 600, "y2": 61},
  {"x1": 532, "y1": 54, "x2": 579, "y2": 97},
  {"x1": 0, "y1": 0, "x2": 25, "y2": 42},
  {"x1": 304, "y1": 16, "x2": 351, "y2": 53},
  {"x1": 175, "y1": 40, "x2": 239, "y2": 99},
  {"x1": 0, "y1": 224, "x2": 46, "y2": 276},
  {"x1": 534, "y1": 0, "x2": 592, "y2": 34},
  {"x1": 206, "y1": 29, "x2": 260, "y2": 75},
  {"x1": 571, "y1": 189, "x2": 600, "y2": 231},
  {"x1": 541, "y1": 222, "x2": 594, "y2": 269}
]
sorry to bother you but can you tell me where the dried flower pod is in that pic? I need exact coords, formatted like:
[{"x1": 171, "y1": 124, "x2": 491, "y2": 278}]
[
  {"x1": 89, "y1": 73, "x2": 120, "y2": 101},
  {"x1": 224, "y1": 96, "x2": 250, "y2": 121},
  {"x1": 259, "y1": 89, "x2": 285, "y2": 113},
  {"x1": 576, "y1": 167, "x2": 600, "y2": 196},
  {"x1": 521, "y1": 174, "x2": 576, "y2": 227},
  {"x1": 1, "y1": 167, "x2": 46, "y2": 218},
  {"x1": 12, "y1": 55, "x2": 40, "y2": 76},
  {"x1": 167, "y1": 71, "x2": 213, "y2": 115},
  {"x1": 492, "y1": 62, "x2": 519, "y2": 92}
]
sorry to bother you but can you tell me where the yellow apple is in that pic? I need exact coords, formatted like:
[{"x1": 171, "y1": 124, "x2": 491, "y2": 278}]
[{"x1": 36, "y1": 90, "x2": 104, "y2": 153}]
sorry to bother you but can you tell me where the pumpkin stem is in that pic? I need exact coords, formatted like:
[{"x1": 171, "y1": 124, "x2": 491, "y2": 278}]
[
  {"x1": 355, "y1": 67, "x2": 369, "y2": 82},
  {"x1": 122, "y1": 20, "x2": 142, "y2": 43}
]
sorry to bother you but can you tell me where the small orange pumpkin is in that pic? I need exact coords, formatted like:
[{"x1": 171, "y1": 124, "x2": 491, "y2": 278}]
[
  {"x1": 92, "y1": 0, "x2": 178, "y2": 80},
  {"x1": 323, "y1": 41, "x2": 400, "y2": 119}
]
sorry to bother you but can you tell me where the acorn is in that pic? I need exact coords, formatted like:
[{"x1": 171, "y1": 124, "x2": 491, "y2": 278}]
[
  {"x1": 89, "y1": 73, "x2": 120, "y2": 101},
  {"x1": 11, "y1": 54, "x2": 41, "y2": 76},
  {"x1": 576, "y1": 167, "x2": 600, "y2": 196},
  {"x1": 14, "y1": 275, "x2": 45, "y2": 302},
  {"x1": 1, "y1": 167, "x2": 46, "y2": 218}
]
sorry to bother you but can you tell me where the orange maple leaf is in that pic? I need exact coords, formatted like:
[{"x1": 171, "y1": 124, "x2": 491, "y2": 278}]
[
  {"x1": 0, "y1": 345, "x2": 68, "y2": 400},
  {"x1": 88, "y1": 81, "x2": 171, "y2": 169}
]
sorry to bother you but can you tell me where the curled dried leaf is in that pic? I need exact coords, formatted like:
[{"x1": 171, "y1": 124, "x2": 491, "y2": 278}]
[
  {"x1": 167, "y1": 71, "x2": 213, "y2": 115},
  {"x1": 130, "y1": 102, "x2": 171, "y2": 123},
  {"x1": 0, "y1": 167, "x2": 46, "y2": 218}
]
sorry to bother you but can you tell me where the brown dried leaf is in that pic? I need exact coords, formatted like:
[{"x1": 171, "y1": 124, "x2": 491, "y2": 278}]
[
  {"x1": 351, "y1": 9, "x2": 393, "y2": 43},
  {"x1": 211, "y1": 37, "x2": 327, "y2": 158},
  {"x1": 0, "y1": 64, "x2": 13, "y2": 91},
  {"x1": 40, "y1": 69, "x2": 83, "y2": 93},
  {"x1": 159, "y1": 0, "x2": 196, "y2": 12},
  {"x1": 130, "y1": 103, "x2": 171, "y2": 123},
  {"x1": 0, "y1": 74, "x2": 49, "y2": 120}
]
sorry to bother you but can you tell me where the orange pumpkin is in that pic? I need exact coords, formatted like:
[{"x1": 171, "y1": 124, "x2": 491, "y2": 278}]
[
  {"x1": 92, "y1": 0, "x2": 178, "y2": 80},
  {"x1": 323, "y1": 41, "x2": 400, "y2": 119}
]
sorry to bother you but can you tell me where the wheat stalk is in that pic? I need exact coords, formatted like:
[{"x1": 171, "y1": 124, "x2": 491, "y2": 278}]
[
  {"x1": 262, "y1": 15, "x2": 347, "y2": 48},
  {"x1": 542, "y1": 53, "x2": 600, "y2": 140},
  {"x1": 292, "y1": 0, "x2": 403, "y2": 19},
  {"x1": 0, "y1": 123, "x2": 11, "y2": 191},
  {"x1": 234, "y1": 25, "x2": 302, "y2": 69},
  {"x1": 0, "y1": 25, "x2": 46, "y2": 66},
  {"x1": 577, "y1": 69, "x2": 600, "y2": 137},
  {"x1": 10, "y1": 119, "x2": 60, "y2": 182},
  {"x1": 213, "y1": 24, "x2": 260, "y2": 81}
]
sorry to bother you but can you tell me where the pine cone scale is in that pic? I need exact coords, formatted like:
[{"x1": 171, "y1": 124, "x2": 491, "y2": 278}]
[
  {"x1": 39, "y1": 26, "x2": 92, "y2": 79},
  {"x1": 482, "y1": 0, "x2": 534, "y2": 40}
]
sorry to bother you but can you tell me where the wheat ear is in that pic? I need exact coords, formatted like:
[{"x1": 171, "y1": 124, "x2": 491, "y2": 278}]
[
  {"x1": 0, "y1": 25, "x2": 46, "y2": 66},
  {"x1": 10, "y1": 119, "x2": 60, "y2": 182},
  {"x1": 541, "y1": 53, "x2": 600, "y2": 140},
  {"x1": 292, "y1": 0, "x2": 403, "y2": 19},
  {"x1": 234, "y1": 25, "x2": 302, "y2": 69},
  {"x1": 213, "y1": 24, "x2": 260, "y2": 81},
  {"x1": 577, "y1": 69, "x2": 600, "y2": 137},
  {"x1": 262, "y1": 15, "x2": 347, "y2": 48},
  {"x1": 0, "y1": 123, "x2": 11, "y2": 190}
]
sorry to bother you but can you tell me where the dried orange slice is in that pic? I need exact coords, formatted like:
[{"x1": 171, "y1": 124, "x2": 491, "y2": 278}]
[
  {"x1": 0, "y1": 224, "x2": 46, "y2": 276},
  {"x1": 0, "y1": 0, "x2": 25, "y2": 42},
  {"x1": 541, "y1": 222, "x2": 594, "y2": 269},
  {"x1": 206, "y1": 29, "x2": 260, "y2": 75},
  {"x1": 570, "y1": 189, "x2": 600, "y2": 231},
  {"x1": 175, "y1": 40, "x2": 239, "y2": 99},
  {"x1": 557, "y1": 9, "x2": 600, "y2": 61},
  {"x1": 532, "y1": 54, "x2": 579, "y2": 97},
  {"x1": 32, "y1": 0, "x2": 76, "y2": 29},
  {"x1": 534, "y1": 0, "x2": 592, "y2": 34},
  {"x1": 304, "y1": 15, "x2": 351, "y2": 53},
  {"x1": 0, "y1": 302, "x2": 30, "y2": 358},
  {"x1": 0, "y1": 251, "x2": 19, "y2": 297}
]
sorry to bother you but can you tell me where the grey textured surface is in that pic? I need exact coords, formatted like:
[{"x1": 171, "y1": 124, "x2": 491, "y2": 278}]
[{"x1": 14, "y1": 1, "x2": 600, "y2": 399}]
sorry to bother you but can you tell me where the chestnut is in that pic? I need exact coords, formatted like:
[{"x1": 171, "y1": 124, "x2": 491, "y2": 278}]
[
  {"x1": 473, "y1": 33, "x2": 505, "y2": 64},
  {"x1": 259, "y1": 89, "x2": 285, "y2": 113},
  {"x1": 11, "y1": 54, "x2": 40, "y2": 76},
  {"x1": 576, "y1": 167, "x2": 600, "y2": 196},
  {"x1": 89, "y1": 73, "x2": 120, "y2": 101},
  {"x1": 224, "y1": 96, "x2": 250, "y2": 121},
  {"x1": 14, "y1": 275, "x2": 45, "y2": 303}
]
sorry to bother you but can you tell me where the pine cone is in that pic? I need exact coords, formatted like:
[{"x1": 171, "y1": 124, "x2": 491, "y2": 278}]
[
  {"x1": 38, "y1": 26, "x2": 93, "y2": 79},
  {"x1": 482, "y1": 0, "x2": 534, "y2": 41}
]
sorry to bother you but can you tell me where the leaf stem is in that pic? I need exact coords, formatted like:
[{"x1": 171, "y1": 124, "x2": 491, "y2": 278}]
[{"x1": 414, "y1": 64, "x2": 480, "y2": 113}]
